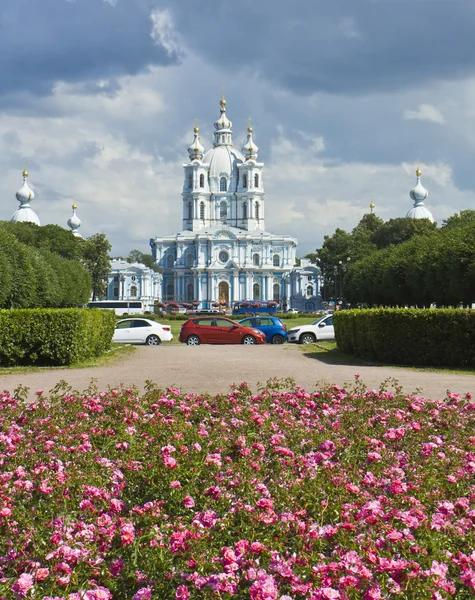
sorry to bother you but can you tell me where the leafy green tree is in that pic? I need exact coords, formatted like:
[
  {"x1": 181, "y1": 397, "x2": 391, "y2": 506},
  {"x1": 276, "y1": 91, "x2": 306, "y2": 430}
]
[
  {"x1": 304, "y1": 253, "x2": 317, "y2": 263},
  {"x1": 371, "y1": 218, "x2": 436, "y2": 250},
  {"x1": 127, "y1": 249, "x2": 161, "y2": 272},
  {"x1": 2, "y1": 221, "x2": 83, "y2": 260},
  {"x1": 441, "y1": 209, "x2": 475, "y2": 229},
  {"x1": 82, "y1": 233, "x2": 112, "y2": 300},
  {"x1": 316, "y1": 229, "x2": 353, "y2": 300}
]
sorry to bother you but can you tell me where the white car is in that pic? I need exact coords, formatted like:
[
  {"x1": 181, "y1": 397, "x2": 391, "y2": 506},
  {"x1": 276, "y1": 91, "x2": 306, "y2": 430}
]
[
  {"x1": 112, "y1": 318, "x2": 173, "y2": 346},
  {"x1": 287, "y1": 315, "x2": 334, "y2": 344},
  {"x1": 287, "y1": 308, "x2": 299, "y2": 314}
]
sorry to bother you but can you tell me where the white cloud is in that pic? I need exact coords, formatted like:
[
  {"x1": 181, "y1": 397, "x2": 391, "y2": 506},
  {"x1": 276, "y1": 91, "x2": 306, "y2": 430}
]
[
  {"x1": 103, "y1": 0, "x2": 118, "y2": 6},
  {"x1": 150, "y1": 9, "x2": 181, "y2": 58},
  {"x1": 403, "y1": 104, "x2": 445, "y2": 124}
]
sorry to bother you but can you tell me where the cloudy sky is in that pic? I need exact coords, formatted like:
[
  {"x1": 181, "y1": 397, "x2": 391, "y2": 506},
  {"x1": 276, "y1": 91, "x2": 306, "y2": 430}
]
[{"x1": 1, "y1": 0, "x2": 475, "y2": 258}]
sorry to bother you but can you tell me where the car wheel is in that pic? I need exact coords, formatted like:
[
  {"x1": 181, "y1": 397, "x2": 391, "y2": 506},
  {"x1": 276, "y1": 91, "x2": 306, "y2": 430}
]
[
  {"x1": 146, "y1": 334, "x2": 161, "y2": 346},
  {"x1": 300, "y1": 332, "x2": 316, "y2": 345},
  {"x1": 242, "y1": 335, "x2": 256, "y2": 345},
  {"x1": 271, "y1": 334, "x2": 285, "y2": 345},
  {"x1": 186, "y1": 335, "x2": 201, "y2": 346}
]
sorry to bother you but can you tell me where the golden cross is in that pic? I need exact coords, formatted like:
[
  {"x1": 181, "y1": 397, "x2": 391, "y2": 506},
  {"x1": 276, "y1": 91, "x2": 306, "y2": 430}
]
[
  {"x1": 221, "y1": 86, "x2": 226, "y2": 95},
  {"x1": 195, "y1": 118, "x2": 199, "y2": 127},
  {"x1": 248, "y1": 117, "x2": 253, "y2": 127}
]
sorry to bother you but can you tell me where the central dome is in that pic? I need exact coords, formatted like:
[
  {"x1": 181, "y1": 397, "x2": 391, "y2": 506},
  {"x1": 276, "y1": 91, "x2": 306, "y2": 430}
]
[{"x1": 203, "y1": 146, "x2": 244, "y2": 188}]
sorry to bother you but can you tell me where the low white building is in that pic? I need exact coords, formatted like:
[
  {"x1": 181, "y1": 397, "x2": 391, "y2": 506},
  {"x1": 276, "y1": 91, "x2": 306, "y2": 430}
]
[
  {"x1": 105, "y1": 260, "x2": 161, "y2": 312},
  {"x1": 286, "y1": 259, "x2": 323, "y2": 312}
]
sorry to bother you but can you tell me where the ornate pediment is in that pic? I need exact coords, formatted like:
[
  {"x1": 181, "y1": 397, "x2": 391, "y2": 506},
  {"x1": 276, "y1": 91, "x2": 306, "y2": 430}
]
[{"x1": 213, "y1": 228, "x2": 237, "y2": 240}]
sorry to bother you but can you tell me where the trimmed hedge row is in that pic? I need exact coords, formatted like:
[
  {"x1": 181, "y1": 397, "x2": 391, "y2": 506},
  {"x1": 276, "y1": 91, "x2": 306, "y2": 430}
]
[
  {"x1": 0, "y1": 309, "x2": 116, "y2": 366},
  {"x1": 335, "y1": 308, "x2": 475, "y2": 367}
]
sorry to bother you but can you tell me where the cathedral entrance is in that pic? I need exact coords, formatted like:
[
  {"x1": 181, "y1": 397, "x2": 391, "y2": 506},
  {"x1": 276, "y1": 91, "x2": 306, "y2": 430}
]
[{"x1": 218, "y1": 281, "x2": 229, "y2": 305}]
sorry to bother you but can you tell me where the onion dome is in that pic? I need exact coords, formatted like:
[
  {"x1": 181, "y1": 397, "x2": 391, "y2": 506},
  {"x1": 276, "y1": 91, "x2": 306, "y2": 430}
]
[
  {"x1": 187, "y1": 125, "x2": 205, "y2": 161},
  {"x1": 406, "y1": 168, "x2": 434, "y2": 222},
  {"x1": 67, "y1": 203, "x2": 83, "y2": 238},
  {"x1": 213, "y1": 97, "x2": 233, "y2": 147},
  {"x1": 11, "y1": 169, "x2": 40, "y2": 225},
  {"x1": 242, "y1": 125, "x2": 259, "y2": 161}
]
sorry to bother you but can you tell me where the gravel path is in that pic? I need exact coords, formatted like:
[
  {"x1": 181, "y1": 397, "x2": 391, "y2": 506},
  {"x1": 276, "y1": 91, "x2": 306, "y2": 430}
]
[{"x1": 0, "y1": 345, "x2": 474, "y2": 400}]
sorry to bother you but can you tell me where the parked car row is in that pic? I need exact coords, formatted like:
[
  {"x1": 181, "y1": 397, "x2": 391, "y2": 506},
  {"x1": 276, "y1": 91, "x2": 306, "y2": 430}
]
[{"x1": 112, "y1": 315, "x2": 335, "y2": 346}]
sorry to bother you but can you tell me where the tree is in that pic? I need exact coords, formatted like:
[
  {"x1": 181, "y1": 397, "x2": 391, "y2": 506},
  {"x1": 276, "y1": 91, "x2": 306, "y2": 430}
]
[
  {"x1": 316, "y1": 229, "x2": 353, "y2": 300},
  {"x1": 442, "y1": 210, "x2": 475, "y2": 230},
  {"x1": 82, "y1": 233, "x2": 112, "y2": 300},
  {"x1": 371, "y1": 218, "x2": 436, "y2": 250},
  {"x1": 127, "y1": 249, "x2": 161, "y2": 272},
  {"x1": 304, "y1": 253, "x2": 317, "y2": 264}
]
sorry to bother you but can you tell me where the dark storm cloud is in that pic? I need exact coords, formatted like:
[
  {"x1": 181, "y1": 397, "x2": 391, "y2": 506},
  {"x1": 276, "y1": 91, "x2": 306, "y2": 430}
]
[
  {"x1": 0, "y1": 0, "x2": 180, "y2": 96},
  {"x1": 168, "y1": 0, "x2": 475, "y2": 95}
]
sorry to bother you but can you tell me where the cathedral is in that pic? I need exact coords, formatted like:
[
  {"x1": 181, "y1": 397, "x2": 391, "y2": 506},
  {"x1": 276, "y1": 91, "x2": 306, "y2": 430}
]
[{"x1": 149, "y1": 97, "x2": 300, "y2": 308}]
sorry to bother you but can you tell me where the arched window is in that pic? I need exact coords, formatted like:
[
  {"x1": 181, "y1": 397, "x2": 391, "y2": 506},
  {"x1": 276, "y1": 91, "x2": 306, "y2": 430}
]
[
  {"x1": 307, "y1": 285, "x2": 314, "y2": 297},
  {"x1": 186, "y1": 252, "x2": 193, "y2": 268},
  {"x1": 253, "y1": 282, "x2": 260, "y2": 301},
  {"x1": 242, "y1": 174, "x2": 247, "y2": 188},
  {"x1": 186, "y1": 283, "x2": 194, "y2": 302},
  {"x1": 166, "y1": 282, "x2": 174, "y2": 301},
  {"x1": 129, "y1": 285, "x2": 137, "y2": 297},
  {"x1": 167, "y1": 253, "x2": 174, "y2": 268},
  {"x1": 200, "y1": 202, "x2": 205, "y2": 220},
  {"x1": 188, "y1": 202, "x2": 192, "y2": 220},
  {"x1": 255, "y1": 202, "x2": 260, "y2": 219},
  {"x1": 253, "y1": 253, "x2": 260, "y2": 267},
  {"x1": 254, "y1": 174, "x2": 259, "y2": 187},
  {"x1": 273, "y1": 254, "x2": 280, "y2": 267},
  {"x1": 220, "y1": 177, "x2": 227, "y2": 192},
  {"x1": 220, "y1": 200, "x2": 227, "y2": 222},
  {"x1": 243, "y1": 202, "x2": 248, "y2": 219},
  {"x1": 273, "y1": 283, "x2": 280, "y2": 302},
  {"x1": 199, "y1": 174, "x2": 205, "y2": 188},
  {"x1": 188, "y1": 174, "x2": 193, "y2": 189}
]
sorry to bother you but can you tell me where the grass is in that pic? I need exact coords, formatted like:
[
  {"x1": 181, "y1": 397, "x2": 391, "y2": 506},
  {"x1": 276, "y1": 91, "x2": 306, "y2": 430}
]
[
  {"x1": 0, "y1": 344, "x2": 136, "y2": 375},
  {"x1": 301, "y1": 340, "x2": 475, "y2": 376}
]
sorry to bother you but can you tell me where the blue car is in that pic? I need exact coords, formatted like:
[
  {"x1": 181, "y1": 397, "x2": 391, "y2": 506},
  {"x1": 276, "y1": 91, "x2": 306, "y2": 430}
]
[{"x1": 238, "y1": 316, "x2": 287, "y2": 344}]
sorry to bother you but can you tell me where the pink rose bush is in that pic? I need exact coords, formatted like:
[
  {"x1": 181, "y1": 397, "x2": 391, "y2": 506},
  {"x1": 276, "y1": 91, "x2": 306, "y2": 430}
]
[{"x1": 1, "y1": 378, "x2": 475, "y2": 598}]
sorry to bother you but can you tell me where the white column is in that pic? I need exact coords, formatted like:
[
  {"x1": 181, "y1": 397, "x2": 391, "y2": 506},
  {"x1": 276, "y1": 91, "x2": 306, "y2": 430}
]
[{"x1": 233, "y1": 272, "x2": 239, "y2": 303}]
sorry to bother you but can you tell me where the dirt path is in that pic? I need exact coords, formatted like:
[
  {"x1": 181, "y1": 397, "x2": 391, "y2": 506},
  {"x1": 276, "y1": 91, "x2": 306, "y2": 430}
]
[{"x1": 0, "y1": 345, "x2": 474, "y2": 400}]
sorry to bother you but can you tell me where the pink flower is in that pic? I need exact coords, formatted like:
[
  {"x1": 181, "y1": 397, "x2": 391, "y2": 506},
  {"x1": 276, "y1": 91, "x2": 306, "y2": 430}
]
[
  {"x1": 120, "y1": 521, "x2": 135, "y2": 545},
  {"x1": 163, "y1": 455, "x2": 177, "y2": 468},
  {"x1": 132, "y1": 588, "x2": 152, "y2": 600},
  {"x1": 183, "y1": 495, "x2": 195, "y2": 508},
  {"x1": 249, "y1": 571, "x2": 278, "y2": 600},
  {"x1": 36, "y1": 568, "x2": 50, "y2": 581},
  {"x1": 176, "y1": 585, "x2": 190, "y2": 600},
  {"x1": 12, "y1": 573, "x2": 34, "y2": 598}
]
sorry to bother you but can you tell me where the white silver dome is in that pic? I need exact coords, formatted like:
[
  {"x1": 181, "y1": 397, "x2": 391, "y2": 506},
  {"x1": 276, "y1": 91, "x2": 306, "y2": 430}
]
[
  {"x1": 11, "y1": 169, "x2": 40, "y2": 225},
  {"x1": 203, "y1": 146, "x2": 244, "y2": 192},
  {"x1": 407, "y1": 168, "x2": 434, "y2": 223}
]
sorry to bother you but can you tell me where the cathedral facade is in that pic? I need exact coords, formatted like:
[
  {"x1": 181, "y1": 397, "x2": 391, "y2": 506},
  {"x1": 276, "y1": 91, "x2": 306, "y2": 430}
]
[{"x1": 150, "y1": 98, "x2": 300, "y2": 308}]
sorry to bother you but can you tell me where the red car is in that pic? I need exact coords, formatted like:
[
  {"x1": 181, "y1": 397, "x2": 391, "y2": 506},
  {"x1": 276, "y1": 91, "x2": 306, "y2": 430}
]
[{"x1": 179, "y1": 316, "x2": 266, "y2": 345}]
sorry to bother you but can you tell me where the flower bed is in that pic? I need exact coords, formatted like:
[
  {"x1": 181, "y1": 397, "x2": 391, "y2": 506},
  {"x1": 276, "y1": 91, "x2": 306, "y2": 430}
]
[{"x1": 2, "y1": 379, "x2": 475, "y2": 599}]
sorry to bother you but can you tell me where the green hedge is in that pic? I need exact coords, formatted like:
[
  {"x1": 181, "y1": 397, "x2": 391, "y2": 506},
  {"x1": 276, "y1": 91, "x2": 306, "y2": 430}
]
[
  {"x1": 335, "y1": 308, "x2": 475, "y2": 367},
  {"x1": 0, "y1": 308, "x2": 116, "y2": 366}
]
